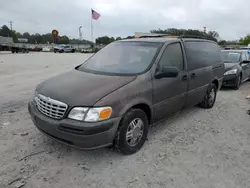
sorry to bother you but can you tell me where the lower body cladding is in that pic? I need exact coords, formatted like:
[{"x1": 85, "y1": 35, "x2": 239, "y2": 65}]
[
  {"x1": 28, "y1": 101, "x2": 121, "y2": 149},
  {"x1": 222, "y1": 74, "x2": 238, "y2": 87}
]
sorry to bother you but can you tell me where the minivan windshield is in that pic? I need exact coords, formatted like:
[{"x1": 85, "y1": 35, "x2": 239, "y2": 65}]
[
  {"x1": 222, "y1": 51, "x2": 241, "y2": 63},
  {"x1": 78, "y1": 41, "x2": 162, "y2": 75}
]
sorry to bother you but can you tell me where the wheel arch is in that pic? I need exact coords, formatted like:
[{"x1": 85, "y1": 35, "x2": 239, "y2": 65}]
[
  {"x1": 212, "y1": 79, "x2": 219, "y2": 91},
  {"x1": 119, "y1": 101, "x2": 152, "y2": 124}
]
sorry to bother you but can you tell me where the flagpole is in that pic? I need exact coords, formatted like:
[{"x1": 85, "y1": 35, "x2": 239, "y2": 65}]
[{"x1": 91, "y1": 9, "x2": 93, "y2": 43}]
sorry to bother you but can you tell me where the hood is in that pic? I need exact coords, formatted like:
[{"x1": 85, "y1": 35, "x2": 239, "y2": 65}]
[
  {"x1": 37, "y1": 70, "x2": 136, "y2": 106},
  {"x1": 224, "y1": 63, "x2": 239, "y2": 72}
]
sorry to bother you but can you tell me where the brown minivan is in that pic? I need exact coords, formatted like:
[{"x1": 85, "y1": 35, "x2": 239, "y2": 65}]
[{"x1": 28, "y1": 37, "x2": 224, "y2": 155}]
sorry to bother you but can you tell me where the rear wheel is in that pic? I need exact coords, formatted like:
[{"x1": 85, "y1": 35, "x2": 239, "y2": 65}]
[
  {"x1": 199, "y1": 83, "x2": 217, "y2": 109},
  {"x1": 233, "y1": 75, "x2": 241, "y2": 90},
  {"x1": 115, "y1": 109, "x2": 148, "y2": 155}
]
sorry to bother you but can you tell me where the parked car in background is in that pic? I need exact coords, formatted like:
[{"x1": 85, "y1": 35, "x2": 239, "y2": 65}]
[
  {"x1": 29, "y1": 37, "x2": 224, "y2": 155},
  {"x1": 54, "y1": 44, "x2": 75, "y2": 53},
  {"x1": 222, "y1": 50, "x2": 250, "y2": 89},
  {"x1": 42, "y1": 47, "x2": 50, "y2": 52},
  {"x1": 32, "y1": 46, "x2": 42, "y2": 52},
  {"x1": 81, "y1": 48, "x2": 94, "y2": 53}
]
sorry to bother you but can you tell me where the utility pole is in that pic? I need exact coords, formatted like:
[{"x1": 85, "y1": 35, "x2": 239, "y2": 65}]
[
  {"x1": 203, "y1": 26, "x2": 206, "y2": 34},
  {"x1": 9, "y1": 21, "x2": 13, "y2": 38},
  {"x1": 79, "y1": 26, "x2": 82, "y2": 43}
]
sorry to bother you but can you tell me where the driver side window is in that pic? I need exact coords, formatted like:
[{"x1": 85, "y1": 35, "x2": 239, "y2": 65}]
[{"x1": 158, "y1": 43, "x2": 184, "y2": 70}]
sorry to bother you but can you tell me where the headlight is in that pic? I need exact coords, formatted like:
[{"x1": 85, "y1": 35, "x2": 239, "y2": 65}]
[
  {"x1": 68, "y1": 107, "x2": 112, "y2": 122},
  {"x1": 224, "y1": 69, "x2": 238, "y2": 75},
  {"x1": 68, "y1": 107, "x2": 88, "y2": 121}
]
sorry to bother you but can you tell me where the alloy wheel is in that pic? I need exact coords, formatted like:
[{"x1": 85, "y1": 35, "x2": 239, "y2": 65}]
[{"x1": 126, "y1": 118, "x2": 144, "y2": 147}]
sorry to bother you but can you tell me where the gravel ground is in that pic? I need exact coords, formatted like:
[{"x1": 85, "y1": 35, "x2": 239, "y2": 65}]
[{"x1": 0, "y1": 52, "x2": 250, "y2": 188}]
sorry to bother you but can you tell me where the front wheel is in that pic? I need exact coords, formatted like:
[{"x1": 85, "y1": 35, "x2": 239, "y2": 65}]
[
  {"x1": 199, "y1": 83, "x2": 217, "y2": 109},
  {"x1": 115, "y1": 109, "x2": 149, "y2": 155},
  {"x1": 233, "y1": 75, "x2": 241, "y2": 90}
]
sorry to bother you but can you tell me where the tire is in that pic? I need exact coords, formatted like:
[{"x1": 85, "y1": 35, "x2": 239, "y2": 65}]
[
  {"x1": 199, "y1": 83, "x2": 217, "y2": 109},
  {"x1": 115, "y1": 109, "x2": 149, "y2": 155},
  {"x1": 233, "y1": 75, "x2": 241, "y2": 90},
  {"x1": 59, "y1": 50, "x2": 64, "y2": 53}
]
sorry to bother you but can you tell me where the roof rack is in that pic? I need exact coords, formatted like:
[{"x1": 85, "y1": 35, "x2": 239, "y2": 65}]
[
  {"x1": 178, "y1": 35, "x2": 213, "y2": 41},
  {"x1": 137, "y1": 34, "x2": 214, "y2": 41},
  {"x1": 138, "y1": 34, "x2": 178, "y2": 38}
]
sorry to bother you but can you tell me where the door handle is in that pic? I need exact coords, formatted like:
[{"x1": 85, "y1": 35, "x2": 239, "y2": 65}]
[
  {"x1": 182, "y1": 75, "x2": 188, "y2": 81},
  {"x1": 190, "y1": 73, "x2": 196, "y2": 78}
]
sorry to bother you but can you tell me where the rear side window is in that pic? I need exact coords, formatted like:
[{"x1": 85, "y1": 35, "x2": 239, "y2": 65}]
[{"x1": 185, "y1": 41, "x2": 221, "y2": 70}]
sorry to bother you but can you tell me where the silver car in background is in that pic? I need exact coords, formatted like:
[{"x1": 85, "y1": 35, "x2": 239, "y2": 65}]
[{"x1": 54, "y1": 44, "x2": 75, "y2": 53}]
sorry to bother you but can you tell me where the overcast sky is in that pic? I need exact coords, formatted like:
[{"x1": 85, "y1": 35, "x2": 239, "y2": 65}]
[{"x1": 0, "y1": 0, "x2": 249, "y2": 40}]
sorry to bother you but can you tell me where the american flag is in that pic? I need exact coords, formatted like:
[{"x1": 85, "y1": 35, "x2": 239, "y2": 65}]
[{"x1": 92, "y1": 9, "x2": 100, "y2": 20}]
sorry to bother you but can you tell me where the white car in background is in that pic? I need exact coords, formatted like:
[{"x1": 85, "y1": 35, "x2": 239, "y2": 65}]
[
  {"x1": 42, "y1": 47, "x2": 50, "y2": 52},
  {"x1": 54, "y1": 45, "x2": 75, "y2": 53}
]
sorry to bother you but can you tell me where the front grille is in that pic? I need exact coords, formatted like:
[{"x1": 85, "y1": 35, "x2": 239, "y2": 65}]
[{"x1": 35, "y1": 94, "x2": 68, "y2": 119}]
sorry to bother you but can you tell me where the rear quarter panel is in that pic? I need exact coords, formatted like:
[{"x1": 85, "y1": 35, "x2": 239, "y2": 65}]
[{"x1": 212, "y1": 63, "x2": 224, "y2": 89}]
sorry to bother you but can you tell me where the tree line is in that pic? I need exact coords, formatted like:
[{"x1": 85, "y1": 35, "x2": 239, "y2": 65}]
[
  {"x1": 0, "y1": 25, "x2": 92, "y2": 44},
  {"x1": 94, "y1": 29, "x2": 219, "y2": 45},
  {"x1": 95, "y1": 36, "x2": 133, "y2": 45},
  {"x1": 1, "y1": 24, "x2": 250, "y2": 46},
  {"x1": 96, "y1": 29, "x2": 224, "y2": 45},
  {"x1": 239, "y1": 35, "x2": 250, "y2": 46}
]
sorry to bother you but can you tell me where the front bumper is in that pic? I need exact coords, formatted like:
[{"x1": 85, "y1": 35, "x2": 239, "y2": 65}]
[
  {"x1": 222, "y1": 74, "x2": 238, "y2": 87},
  {"x1": 28, "y1": 101, "x2": 121, "y2": 149}
]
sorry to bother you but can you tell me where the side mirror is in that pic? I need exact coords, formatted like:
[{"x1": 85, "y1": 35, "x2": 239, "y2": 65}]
[
  {"x1": 242, "y1": 60, "x2": 250, "y2": 64},
  {"x1": 155, "y1": 66, "x2": 179, "y2": 79}
]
